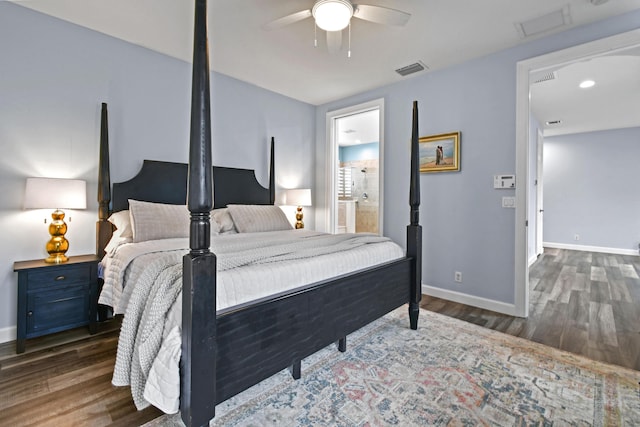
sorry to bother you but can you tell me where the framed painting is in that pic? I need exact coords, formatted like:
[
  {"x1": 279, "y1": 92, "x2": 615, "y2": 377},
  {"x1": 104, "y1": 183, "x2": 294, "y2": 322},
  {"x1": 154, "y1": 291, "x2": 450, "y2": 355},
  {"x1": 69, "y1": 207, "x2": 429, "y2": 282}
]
[{"x1": 419, "y1": 132, "x2": 460, "y2": 173}]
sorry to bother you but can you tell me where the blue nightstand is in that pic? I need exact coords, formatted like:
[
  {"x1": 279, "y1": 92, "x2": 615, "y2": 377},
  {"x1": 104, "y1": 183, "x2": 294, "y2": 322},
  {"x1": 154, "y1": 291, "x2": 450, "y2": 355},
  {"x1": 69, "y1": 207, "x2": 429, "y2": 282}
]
[{"x1": 13, "y1": 254, "x2": 99, "y2": 353}]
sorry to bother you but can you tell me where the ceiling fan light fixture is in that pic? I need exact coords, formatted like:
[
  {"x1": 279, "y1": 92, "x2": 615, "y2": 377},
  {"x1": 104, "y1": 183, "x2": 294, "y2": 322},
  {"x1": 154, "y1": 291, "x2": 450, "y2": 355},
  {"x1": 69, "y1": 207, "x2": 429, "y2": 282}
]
[{"x1": 312, "y1": 0, "x2": 354, "y2": 32}]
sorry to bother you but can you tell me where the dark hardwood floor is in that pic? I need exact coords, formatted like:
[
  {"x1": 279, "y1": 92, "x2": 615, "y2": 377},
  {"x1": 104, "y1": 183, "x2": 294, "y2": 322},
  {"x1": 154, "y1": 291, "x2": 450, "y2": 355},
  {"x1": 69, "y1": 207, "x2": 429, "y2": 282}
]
[
  {"x1": 0, "y1": 319, "x2": 162, "y2": 427},
  {"x1": 1, "y1": 248, "x2": 637, "y2": 426},
  {"x1": 422, "y1": 248, "x2": 640, "y2": 371}
]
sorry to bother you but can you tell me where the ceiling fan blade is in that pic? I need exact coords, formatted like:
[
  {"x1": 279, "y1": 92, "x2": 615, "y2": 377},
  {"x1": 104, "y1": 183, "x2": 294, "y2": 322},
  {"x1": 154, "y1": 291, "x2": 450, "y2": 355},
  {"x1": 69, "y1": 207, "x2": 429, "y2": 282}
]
[
  {"x1": 263, "y1": 9, "x2": 312, "y2": 30},
  {"x1": 326, "y1": 30, "x2": 343, "y2": 54},
  {"x1": 353, "y1": 4, "x2": 411, "y2": 26}
]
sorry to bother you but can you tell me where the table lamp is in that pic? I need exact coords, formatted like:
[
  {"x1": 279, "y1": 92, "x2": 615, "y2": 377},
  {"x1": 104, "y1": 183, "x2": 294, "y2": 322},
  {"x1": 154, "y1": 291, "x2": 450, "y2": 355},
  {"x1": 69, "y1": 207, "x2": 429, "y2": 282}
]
[
  {"x1": 285, "y1": 189, "x2": 312, "y2": 229},
  {"x1": 24, "y1": 177, "x2": 87, "y2": 263}
]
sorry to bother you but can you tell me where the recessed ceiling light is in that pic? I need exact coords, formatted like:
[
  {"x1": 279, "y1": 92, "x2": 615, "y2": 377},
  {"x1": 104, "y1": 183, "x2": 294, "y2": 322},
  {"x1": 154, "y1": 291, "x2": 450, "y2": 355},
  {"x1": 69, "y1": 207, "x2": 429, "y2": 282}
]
[{"x1": 579, "y1": 80, "x2": 595, "y2": 89}]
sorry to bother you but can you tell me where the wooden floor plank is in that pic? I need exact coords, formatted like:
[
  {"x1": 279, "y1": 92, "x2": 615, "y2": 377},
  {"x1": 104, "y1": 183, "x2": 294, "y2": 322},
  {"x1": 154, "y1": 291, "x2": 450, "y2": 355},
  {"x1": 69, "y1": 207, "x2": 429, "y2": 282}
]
[
  {"x1": 588, "y1": 301, "x2": 618, "y2": 347},
  {"x1": 566, "y1": 289, "x2": 589, "y2": 326},
  {"x1": 589, "y1": 280, "x2": 611, "y2": 303}
]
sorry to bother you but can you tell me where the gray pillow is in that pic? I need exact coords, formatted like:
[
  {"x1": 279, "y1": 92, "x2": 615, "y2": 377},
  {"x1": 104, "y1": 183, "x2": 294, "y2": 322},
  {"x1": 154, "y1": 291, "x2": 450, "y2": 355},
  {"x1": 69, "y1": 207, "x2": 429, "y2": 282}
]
[
  {"x1": 129, "y1": 199, "x2": 191, "y2": 242},
  {"x1": 227, "y1": 204, "x2": 292, "y2": 233}
]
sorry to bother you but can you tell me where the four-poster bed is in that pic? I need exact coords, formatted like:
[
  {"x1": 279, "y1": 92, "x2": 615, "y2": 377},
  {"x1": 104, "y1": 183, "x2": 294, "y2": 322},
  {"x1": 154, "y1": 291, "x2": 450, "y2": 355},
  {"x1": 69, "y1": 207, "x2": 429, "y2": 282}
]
[{"x1": 95, "y1": 1, "x2": 422, "y2": 426}]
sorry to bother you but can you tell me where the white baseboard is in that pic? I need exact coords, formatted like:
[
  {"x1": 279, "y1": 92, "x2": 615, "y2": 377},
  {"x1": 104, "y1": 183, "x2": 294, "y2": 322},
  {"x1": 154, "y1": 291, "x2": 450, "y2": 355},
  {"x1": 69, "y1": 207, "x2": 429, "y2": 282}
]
[
  {"x1": 543, "y1": 242, "x2": 639, "y2": 256},
  {"x1": 528, "y1": 254, "x2": 538, "y2": 266},
  {"x1": 422, "y1": 284, "x2": 519, "y2": 317},
  {"x1": 0, "y1": 326, "x2": 16, "y2": 344}
]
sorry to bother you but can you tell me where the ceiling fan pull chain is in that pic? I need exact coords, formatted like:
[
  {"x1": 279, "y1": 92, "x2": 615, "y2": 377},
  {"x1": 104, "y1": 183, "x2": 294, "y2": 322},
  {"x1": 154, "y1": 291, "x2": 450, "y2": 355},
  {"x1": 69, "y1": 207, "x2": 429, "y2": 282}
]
[
  {"x1": 348, "y1": 21, "x2": 351, "y2": 58},
  {"x1": 314, "y1": 23, "x2": 318, "y2": 47}
]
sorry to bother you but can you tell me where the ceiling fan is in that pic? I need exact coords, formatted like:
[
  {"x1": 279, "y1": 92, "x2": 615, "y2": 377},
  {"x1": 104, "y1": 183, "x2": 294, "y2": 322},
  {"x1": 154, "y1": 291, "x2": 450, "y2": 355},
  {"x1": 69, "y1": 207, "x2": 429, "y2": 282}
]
[{"x1": 264, "y1": 0, "x2": 411, "y2": 56}]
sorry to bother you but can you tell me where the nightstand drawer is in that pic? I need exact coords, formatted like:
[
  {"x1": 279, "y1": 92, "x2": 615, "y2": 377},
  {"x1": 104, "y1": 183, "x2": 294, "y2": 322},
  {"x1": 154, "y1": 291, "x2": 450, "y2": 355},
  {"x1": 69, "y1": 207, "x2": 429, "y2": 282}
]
[
  {"x1": 26, "y1": 284, "x2": 90, "y2": 337},
  {"x1": 26, "y1": 265, "x2": 91, "y2": 290}
]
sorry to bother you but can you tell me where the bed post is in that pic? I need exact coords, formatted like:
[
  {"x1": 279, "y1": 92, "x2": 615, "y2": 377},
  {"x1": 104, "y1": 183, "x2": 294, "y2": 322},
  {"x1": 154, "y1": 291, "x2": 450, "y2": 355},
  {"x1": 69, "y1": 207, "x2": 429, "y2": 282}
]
[
  {"x1": 269, "y1": 136, "x2": 275, "y2": 204},
  {"x1": 407, "y1": 100, "x2": 422, "y2": 330},
  {"x1": 181, "y1": 1, "x2": 217, "y2": 426},
  {"x1": 96, "y1": 102, "x2": 112, "y2": 257}
]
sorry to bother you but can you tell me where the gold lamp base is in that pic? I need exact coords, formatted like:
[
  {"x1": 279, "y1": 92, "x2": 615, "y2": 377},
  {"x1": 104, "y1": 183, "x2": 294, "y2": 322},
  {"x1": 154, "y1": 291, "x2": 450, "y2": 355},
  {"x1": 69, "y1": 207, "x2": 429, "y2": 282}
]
[
  {"x1": 45, "y1": 253, "x2": 68, "y2": 264},
  {"x1": 45, "y1": 209, "x2": 70, "y2": 264},
  {"x1": 295, "y1": 206, "x2": 304, "y2": 229}
]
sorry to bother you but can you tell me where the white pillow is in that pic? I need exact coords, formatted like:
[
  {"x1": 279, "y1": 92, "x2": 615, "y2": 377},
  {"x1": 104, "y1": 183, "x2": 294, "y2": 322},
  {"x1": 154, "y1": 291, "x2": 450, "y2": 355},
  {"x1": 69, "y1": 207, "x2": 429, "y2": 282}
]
[
  {"x1": 212, "y1": 208, "x2": 236, "y2": 234},
  {"x1": 129, "y1": 200, "x2": 191, "y2": 243},
  {"x1": 104, "y1": 234, "x2": 132, "y2": 255},
  {"x1": 107, "y1": 210, "x2": 133, "y2": 238},
  {"x1": 227, "y1": 204, "x2": 292, "y2": 233}
]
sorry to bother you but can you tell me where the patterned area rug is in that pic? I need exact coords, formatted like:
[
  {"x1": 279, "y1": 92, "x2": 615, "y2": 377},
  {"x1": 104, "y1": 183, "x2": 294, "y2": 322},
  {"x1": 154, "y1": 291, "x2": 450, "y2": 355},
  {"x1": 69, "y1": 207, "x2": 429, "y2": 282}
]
[{"x1": 144, "y1": 308, "x2": 640, "y2": 426}]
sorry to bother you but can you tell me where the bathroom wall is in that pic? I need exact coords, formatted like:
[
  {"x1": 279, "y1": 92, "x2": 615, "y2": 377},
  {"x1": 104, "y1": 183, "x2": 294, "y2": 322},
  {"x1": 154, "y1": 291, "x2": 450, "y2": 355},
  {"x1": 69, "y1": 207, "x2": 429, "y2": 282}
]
[{"x1": 339, "y1": 142, "x2": 379, "y2": 234}]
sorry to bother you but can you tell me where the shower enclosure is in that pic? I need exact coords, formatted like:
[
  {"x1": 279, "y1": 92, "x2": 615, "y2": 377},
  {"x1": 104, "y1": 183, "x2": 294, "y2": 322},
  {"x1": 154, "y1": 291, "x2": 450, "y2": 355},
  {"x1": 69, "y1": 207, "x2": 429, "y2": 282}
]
[{"x1": 337, "y1": 150, "x2": 379, "y2": 234}]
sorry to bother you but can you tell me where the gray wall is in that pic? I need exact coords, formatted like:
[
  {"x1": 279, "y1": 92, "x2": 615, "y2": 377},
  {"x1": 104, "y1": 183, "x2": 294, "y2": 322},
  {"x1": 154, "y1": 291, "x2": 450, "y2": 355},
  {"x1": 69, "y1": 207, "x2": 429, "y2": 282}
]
[
  {"x1": 543, "y1": 127, "x2": 640, "y2": 252},
  {"x1": 315, "y1": 10, "x2": 640, "y2": 306},
  {"x1": 1, "y1": 2, "x2": 638, "y2": 337},
  {"x1": 0, "y1": 3, "x2": 315, "y2": 338}
]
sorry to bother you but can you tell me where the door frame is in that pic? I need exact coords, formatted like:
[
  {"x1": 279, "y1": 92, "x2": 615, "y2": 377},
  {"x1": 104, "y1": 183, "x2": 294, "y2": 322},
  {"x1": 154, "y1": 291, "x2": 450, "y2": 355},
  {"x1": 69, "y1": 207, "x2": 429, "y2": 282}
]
[
  {"x1": 325, "y1": 98, "x2": 385, "y2": 235},
  {"x1": 535, "y1": 130, "x2": 544, "y2": 258},
  {"x1": 514, "y1": 28, "x2": 640, "y2": 317}
]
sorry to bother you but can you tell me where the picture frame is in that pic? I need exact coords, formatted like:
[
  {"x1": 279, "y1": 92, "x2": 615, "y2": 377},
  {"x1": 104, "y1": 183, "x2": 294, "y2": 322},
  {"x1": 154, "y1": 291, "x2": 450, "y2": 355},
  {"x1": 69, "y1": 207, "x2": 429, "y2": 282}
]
[{"x1": 419, "y1": 131, "x2": 460, "y2": 173}]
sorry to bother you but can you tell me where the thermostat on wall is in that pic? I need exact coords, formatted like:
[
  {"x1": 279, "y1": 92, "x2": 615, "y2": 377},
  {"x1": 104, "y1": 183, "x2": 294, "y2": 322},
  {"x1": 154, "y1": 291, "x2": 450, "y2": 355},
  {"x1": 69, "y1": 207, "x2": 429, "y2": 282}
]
[{"x1": 494, "y1": 174, "x2": 515, "y2": 189}]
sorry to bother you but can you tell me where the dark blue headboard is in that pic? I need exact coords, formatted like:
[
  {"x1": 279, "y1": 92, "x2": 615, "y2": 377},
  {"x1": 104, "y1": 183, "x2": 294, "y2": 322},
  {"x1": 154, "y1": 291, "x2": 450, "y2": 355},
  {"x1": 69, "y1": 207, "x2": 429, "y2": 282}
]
[{"x1": 111, "y1": 161, "x2": 273, "y2": 212}]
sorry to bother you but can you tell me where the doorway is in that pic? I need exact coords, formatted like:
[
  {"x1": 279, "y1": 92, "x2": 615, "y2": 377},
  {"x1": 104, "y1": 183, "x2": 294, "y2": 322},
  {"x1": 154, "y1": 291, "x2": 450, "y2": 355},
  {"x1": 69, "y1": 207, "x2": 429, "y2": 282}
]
[
  {"x1": 326, "y1": 99, "x2": 384, "y2": 235},
  {"x1": 514, "y1": 29, "x2": 640, "y2": 317}
]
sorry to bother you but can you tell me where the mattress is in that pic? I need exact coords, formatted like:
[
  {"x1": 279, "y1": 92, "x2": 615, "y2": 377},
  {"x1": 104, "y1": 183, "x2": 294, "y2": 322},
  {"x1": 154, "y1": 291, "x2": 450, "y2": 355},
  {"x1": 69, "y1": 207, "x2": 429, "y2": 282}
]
[{"x1": 99, "y1": 230, "x2": 403, "y2": 314}]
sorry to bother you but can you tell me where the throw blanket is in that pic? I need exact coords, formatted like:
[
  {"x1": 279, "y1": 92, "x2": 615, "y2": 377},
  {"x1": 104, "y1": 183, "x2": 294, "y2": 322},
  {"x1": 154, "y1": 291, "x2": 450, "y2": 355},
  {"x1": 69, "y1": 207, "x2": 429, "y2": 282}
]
[
  {"x1": 112, "y1": 253, "x2": 183, "y2": 410},
  {"x1": 111, "y1": 232, "x2": 395, "y2": 412},
  {"x1": 99, "y1": 238, "x2": 190, "y2": 313}
]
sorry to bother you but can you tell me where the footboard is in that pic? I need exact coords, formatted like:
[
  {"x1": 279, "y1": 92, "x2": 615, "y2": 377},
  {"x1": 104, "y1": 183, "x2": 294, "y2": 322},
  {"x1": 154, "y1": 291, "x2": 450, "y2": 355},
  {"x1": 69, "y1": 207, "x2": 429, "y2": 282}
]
[{"x1": 214, "y1": 258, "x2": 411, "y2": 403}]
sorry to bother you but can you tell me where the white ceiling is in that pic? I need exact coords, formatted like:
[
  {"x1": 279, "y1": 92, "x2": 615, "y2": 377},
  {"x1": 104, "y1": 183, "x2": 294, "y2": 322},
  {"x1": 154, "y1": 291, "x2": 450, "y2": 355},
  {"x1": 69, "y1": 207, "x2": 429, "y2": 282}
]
[
  {"x1": 8, "y1": 0, "x2": 640, "y2": 136},
  {"x1": 337, "y1": 109, "x2": 379, "y2": 146},
  {"x1": 531, "y1": 51, "x2": 640, "y2": 136}
]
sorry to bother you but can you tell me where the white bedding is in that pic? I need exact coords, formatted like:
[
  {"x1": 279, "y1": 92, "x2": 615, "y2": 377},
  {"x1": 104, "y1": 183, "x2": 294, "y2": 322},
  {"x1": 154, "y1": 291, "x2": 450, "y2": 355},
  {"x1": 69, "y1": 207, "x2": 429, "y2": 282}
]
[{"x1": 100, "y1": 229, "x2": 404, "y2": 413}]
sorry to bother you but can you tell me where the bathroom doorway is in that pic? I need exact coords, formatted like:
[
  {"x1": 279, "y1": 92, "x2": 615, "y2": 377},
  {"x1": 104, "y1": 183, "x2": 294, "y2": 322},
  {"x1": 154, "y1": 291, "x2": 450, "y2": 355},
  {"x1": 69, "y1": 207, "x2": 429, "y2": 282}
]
[{"x1": 327, "y1": 99, "x2": 383, "y2": 235}]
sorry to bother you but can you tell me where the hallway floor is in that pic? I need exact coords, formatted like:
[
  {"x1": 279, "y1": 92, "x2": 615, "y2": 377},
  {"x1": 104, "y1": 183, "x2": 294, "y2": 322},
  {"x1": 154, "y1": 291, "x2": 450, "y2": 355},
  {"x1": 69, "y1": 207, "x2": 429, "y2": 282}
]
[{"x1": 422, "y1": 248, "x2": 640, "y2": 371}]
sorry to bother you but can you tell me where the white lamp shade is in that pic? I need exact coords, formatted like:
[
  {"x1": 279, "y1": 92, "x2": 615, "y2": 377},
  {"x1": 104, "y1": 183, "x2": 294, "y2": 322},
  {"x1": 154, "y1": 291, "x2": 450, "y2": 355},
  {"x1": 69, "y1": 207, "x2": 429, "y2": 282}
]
[
  {"x1": 285, "y1": 189, "x2": 312, "y2": 207},
  {"x1": 24, "y1": 178, "x2": 87, "y2": 210},
  {"x1": 312, "y1": 0, "x2": 353, "y2": 31}
]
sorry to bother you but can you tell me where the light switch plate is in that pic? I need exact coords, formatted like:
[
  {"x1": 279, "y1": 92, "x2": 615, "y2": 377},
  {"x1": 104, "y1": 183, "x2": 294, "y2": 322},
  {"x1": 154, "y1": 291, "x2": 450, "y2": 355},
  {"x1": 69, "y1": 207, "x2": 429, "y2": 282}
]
[{"x1": 502, "y1": 196, "x2": 516, "y2": 208}]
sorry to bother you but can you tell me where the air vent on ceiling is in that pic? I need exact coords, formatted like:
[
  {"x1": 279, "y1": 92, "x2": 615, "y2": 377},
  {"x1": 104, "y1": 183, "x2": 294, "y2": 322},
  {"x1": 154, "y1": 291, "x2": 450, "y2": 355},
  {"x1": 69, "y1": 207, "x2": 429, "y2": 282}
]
[
  {"x1": 395, "y1": 61, "x2": 428, "y2": 77},
  {"x1": 533, "y1": 71, "x2": 558, "y2": 84},
  {"x1": 546, "y1": 120, "x2": 562, "y2": 126},
  {"x1": 515, "y1": 6, "x2": 571, "y2": 38}
]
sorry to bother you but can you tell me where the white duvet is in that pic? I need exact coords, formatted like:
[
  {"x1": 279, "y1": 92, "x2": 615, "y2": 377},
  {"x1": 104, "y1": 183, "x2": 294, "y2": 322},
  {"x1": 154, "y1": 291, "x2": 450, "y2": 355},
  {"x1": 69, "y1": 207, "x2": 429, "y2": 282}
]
[{"x1": 100, "y1": 230, "x2": 404, "y2": 413}]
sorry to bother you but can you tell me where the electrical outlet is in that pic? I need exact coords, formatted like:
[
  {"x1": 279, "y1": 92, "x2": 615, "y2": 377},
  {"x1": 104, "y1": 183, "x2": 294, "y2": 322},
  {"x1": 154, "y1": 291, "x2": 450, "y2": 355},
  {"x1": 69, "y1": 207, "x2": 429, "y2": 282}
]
[
  {"x1": 454, "y1": 271, "x2": 462, "y2": 283},
  {"x1": 574, "y1": 234, "x2": 580, "y2": 241}
]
